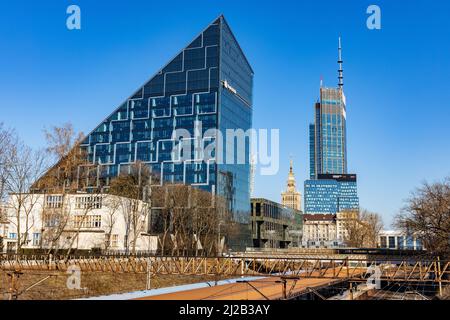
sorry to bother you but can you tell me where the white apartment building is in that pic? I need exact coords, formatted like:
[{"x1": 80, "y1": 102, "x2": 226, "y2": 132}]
[
  {"x1": 0, "y1": 193, "x2": 157, "y2": 254},
  {"x1": 301, "y1": 211, "x2": 358, "y2": 248},
  {"x1": 302, "y1": 214, "x2": 339, "y2": 248}
]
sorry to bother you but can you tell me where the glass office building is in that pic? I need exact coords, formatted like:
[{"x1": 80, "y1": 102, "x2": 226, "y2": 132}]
[
  {"x1": 304, "y1": 39, "x2": 359, "y2": 214},
  {"x1": 304, "y1": 174, "x2": 359, "y2": 214},
  {"x1": 58, "y1": 16, "x2": 253, "y2": 246},
  {"x1": 310, "y1": 88, "x2": 347, "y2": 178}
]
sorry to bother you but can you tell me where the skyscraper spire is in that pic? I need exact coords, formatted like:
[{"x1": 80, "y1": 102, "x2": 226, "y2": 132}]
[
  {"x1": 338, "y1": 36, "x2": 344, "y2": 89},
  {"x1": 282, "y1": 159, "x2": 301, "y2": 211}
]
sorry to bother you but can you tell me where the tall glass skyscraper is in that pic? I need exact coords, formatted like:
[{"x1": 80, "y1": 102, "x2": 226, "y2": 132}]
[
  {"x1": 304, "y1": 38, "x2": 359, "y2": 214},
  {"x1": 43, "y1": 16, "x2": 254, "y2": 246},
  {"x1": 310, "y1": 88, "x2": 347, "y2": 178}
]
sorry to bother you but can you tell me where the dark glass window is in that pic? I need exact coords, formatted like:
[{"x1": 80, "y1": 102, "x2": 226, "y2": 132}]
[
  {"x1": 144, "y1": 73, "x2": 164, "y2": 97},
  {"x1": 162, "y1": 53, "x2": 183, "y2": 73},
  {"x1": 255, "y1": 203, "x2": 261, "y2": 216},
  {"x1": 165, "y1": 71, "x2": 186, "y2": 95},
  {"x1": 172, "y1": 95, "x2": 193, "y2": 116},
  {"x1": 388, "y1": 236, "x2": 396, "y2": 249},
  {"x1": 187, "y1": 69, "x2": 209, "y2": 92},
  {"x1": 206, "y1": 46, "x2": 219, "y2": 68},
  {"x1": 184, "y1": 47, "x2": 205, "y2": 70},
  {"x1": 130, "y1": 98, "x2": 149, "y2": 119},
  {"x1": 187, "y1": 35, "x2": 202, "y2": 49}
]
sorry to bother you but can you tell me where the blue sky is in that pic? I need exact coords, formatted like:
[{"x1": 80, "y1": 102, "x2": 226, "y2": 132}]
[{"x1": 1, "y1": 0, "x2": 449, "y2": 226}]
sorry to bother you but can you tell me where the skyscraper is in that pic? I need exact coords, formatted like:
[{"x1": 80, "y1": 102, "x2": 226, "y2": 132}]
[
  {"x1": 304, "y1": 38, "x2": 359, "y2": 214},
  {"x1": 38, "y1": 15, "x2": 254, "y2": 247},
  {"x1": 281, "y1": 160, "x2": 302, "y2": 211},
  {"x1": 310, "y1": 38, "x2": 347, "y2": 178}
]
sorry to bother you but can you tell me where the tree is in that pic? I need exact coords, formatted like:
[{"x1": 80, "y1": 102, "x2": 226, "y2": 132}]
[
  {"x1": 36, "y1": 123, "x2": 92, "y2": 254},
  {"x1": 102, "y1": 195, "x2": 120, "y2": 251},
  {"x1": 109, "y1": 162, "x2": 152, "y2": 254},
  {"x1": 43, "y1": 122, "x2": 84, "y2": 166},
  {"x1": 2, "y1": 137, "x2": 49, "y2": 252},
  {"x1": 0, "y1": 123, "x2": 15, "y2": 203},
  {"x1": 395, "y1": 177, "x2": 450, "y2": 256},
  {"x1": 148, "y1": 183, "x2": 233, "y2": 256},
  {"x1": 342, "y1": 209, "x2": 383, "y2": 248},
  {"x1": 36, "y1": 122, "x2": 86, "y2": 192}
]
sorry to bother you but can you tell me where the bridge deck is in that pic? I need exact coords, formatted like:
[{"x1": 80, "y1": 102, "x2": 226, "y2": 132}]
[{"x1": 136, "y1": 268, "x2": 360, "y2": 300}]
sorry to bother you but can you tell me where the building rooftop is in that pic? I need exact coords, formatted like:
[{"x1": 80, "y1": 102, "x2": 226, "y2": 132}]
[{"x1": 303, "y1": 214, "x2": 336, "y2": 221}]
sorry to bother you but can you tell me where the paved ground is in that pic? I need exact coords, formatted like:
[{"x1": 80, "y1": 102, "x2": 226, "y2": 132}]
[
  {"x1": 136, "y1": 268, "x2": 359, "y2": 300},
  {"x1": 136, "y1": 277, "x2": 343, "y2": 300}
]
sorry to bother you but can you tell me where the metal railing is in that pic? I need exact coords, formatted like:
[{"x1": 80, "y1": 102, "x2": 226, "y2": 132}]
[{"x1": 1, "y1": 254, "x2": 448, "y2": 283}]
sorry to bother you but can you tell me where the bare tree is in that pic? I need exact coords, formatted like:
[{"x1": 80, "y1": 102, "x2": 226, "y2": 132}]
[
  {"x1": 148, "y1": 183, "x2": 232, "y2": 256},
  {"x1": 109, "y1": 162, "x2": 151, "y2": 254},
  {"x1": 36, "y1": 122, "x2": 86, "y2": 192},
  {"x1": 43, "y1": 122, "x2": 84, "y2": 166},
  {"x1": 395, "y1": 177, "x2": 450, "y2": 256},
  {"x1": 36, "y1": 123, "x2": 90, "y2": 254},
  {"x1": 102, "y1": 195, "x2": 120, "y2": 251},
  {"x1": 2, "y1": 137, "x2": 49, "y2": 252},
  {"x1": 65, "y1": 193, "x2": 104, "y2": 257},
  {"x1": 0, "y1": 123, "x2": 15, "y2": 203},
  {"x1": 40, "y1": 195, "x2": 72, "y2": 253},
  {"x1": 342, "y1": 209, "x2": 383, "y2": 248}
]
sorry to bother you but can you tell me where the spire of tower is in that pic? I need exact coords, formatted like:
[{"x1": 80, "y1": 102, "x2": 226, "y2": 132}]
[
  {"x1": 338, "y1": 36, "x2": 344, "y2": 89},
  {"x1": 287, "y1": 158, "x2": 296, "y2": 190},
  {"x1": 281, "y1": 158, "x2": 302, "y2": 211}
]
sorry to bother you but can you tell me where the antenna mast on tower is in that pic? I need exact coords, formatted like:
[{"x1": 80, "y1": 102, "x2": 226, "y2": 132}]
[{"x1": 338, "y1": 37, "x2": 344, "y2": 89}]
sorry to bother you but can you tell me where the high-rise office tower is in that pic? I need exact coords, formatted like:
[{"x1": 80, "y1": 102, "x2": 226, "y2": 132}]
[
  {"x1": 37, "y1": 15, "x2": 254, "y2": 247},
  {"x1": 304, "y1": 38, "x2": 359, "y2": 214},
  {"x1": 310, "y1": 38, "x2": 347, "y2": 178}
]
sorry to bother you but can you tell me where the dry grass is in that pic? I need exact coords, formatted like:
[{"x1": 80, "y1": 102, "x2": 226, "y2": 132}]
[{"x1": 0, "y1": 270, "x2": 227, "y2": 300}]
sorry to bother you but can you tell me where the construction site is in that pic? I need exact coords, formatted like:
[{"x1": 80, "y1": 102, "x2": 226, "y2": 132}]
[{"x1": 1, "y1": 249, "x2": 448, "y2": 300}]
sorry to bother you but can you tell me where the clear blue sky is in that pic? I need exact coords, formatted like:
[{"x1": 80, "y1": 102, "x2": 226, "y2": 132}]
[{"x1": 1, "y1": 0, "x2": 449, "y2": 227}]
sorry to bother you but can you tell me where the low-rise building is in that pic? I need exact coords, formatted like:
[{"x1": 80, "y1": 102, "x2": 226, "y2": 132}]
[
  {"x1": 302, "y1": 214, "x2": 339, "y2": 248},
  {"x1": 301, "y1": 211, "x2": 360, "y2": 248},
  {"x1": 0, "y1": 193, "x2": 158, "y2": 253},
  {"x1": 250, "y1": 198, "x2": 303, "y2": 249},
  {"x1": 378, "y1": 230, "x2": 424, "y2": 251}
]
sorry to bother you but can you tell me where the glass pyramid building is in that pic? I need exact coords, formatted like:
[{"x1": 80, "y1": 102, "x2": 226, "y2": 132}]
[{"x1": 61, "y1": 15, "x2": 253, "y2": 238}]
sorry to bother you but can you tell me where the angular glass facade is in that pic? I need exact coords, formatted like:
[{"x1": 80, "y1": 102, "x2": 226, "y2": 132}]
[{"x1": 70, "y1": 16, "x2": 253, "y2": 245}]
